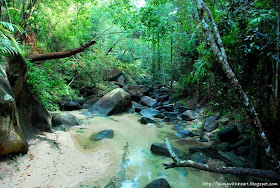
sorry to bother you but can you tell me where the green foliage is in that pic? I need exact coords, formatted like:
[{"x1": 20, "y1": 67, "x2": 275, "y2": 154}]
[
  {"x1": 1, "y1": 0, "x2": 278, "y2": 138},
  {"x1": 26, "y1": 60, "x2": 79, "y2": 110},
  {"x1": 0, "y1": 22, "x2": 23, "y2": 55},
  {"x1": 185, "y1": 42, "x2": 212, "y2": 83}
]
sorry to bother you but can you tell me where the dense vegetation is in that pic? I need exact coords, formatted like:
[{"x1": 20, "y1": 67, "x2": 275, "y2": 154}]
[{"x1": 0, "y1": 0, "x2": 279, "y2": 153}]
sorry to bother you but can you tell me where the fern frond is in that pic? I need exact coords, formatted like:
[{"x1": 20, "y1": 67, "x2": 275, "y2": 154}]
[
  {"x1": 0, "y1": 21, "x2": 24, "y2": 34},
  {"x1": 0, "y1": 22, "x2": 24, "y2": 55}
]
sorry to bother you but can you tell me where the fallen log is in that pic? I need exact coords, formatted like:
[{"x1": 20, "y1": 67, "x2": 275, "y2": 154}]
[{"x1": 163, "y1": 137, "x2": 280, "y2": 181}]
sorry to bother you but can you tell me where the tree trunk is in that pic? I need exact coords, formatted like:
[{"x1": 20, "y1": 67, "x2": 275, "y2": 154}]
[
  {"x1": 195, "y1": 0, "x2": 279, "y2": 168},
  {"x1": 163, "y1": 137, "x2": 280, "y2": 181},
  {"x1": 275, "y1": 0, "x2": 280, "y2": 104},
  {"x1": 0, "y1": 0, "x2": 2, "y2": 20},
  {"x1": 170, "y1": 30, "x2": 173, "y2": 93},
  {"x1": 27, "y1": 39, "x2": 97, "y2": 62},
  {"x1": 157, "y1": 31, "x2": 161, "y2": 73},
  {"x1": 3, "y1": 0, "x2": 11, "y2": 23}
]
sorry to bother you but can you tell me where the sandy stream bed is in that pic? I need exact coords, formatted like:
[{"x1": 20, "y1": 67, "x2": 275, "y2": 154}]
[
  {"x1": 0, "y1": 130, "x2": 112, "y2": 188},
  {"x1": 0, "y1": 110, "x2": 236, "y2": 188}
]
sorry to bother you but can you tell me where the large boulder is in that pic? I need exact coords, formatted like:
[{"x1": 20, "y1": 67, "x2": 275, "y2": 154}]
[
  {"x1": 144, "y1": 178, "x2": 171, "y2": 188},
  {"x1": 150, "y1": 142, "x2": 183, "y2": 158},
  {"x1": 140, "y1": 96, "x2": 157, "y2": 108},
  {"x1": 89, "y1": 88, "x2": 132, "y2": 116},
  {"x1": 81, "y1": 95, "x2": 100, "y2": 109},
  {"x1": 52, "y1": 113, "x2": 82, "y2": 127},
  {"x1": 0, "y1": 57, "x2": 28, "y2": 156},
  {"x1": 18, "y1": 86, "x2": 52, "y2": 139},
  {"x1": 1, "y1": 55, "x2": 52, "y2": 156}
]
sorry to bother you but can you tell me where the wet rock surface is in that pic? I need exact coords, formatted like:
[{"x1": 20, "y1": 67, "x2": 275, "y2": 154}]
[
  {"x1": 89, "y1": 129, "x2": 114, "y2": 141},
  {"x1": 144, "y1": 178, "x2": 171, "y2": 188}
]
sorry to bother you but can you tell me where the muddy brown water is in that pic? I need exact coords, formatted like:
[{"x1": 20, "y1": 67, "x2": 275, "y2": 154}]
[{"x1": 69, "y1": 110, "x2": 238, "y2": 188}]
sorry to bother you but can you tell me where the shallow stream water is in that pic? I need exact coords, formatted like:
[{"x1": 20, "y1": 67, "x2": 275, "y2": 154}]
[{"x1": 68, "y1": 110, "x2": 238, "y2": 188}]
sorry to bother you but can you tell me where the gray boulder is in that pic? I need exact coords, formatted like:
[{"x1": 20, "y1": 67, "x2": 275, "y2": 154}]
[
  {"x1": 0, "y1": 60, "x2": 28, "y2": 156},
  {"x1": 175, "y1": 132, "x2": 186, "y2": 138},
  {"x1": 82, "y1": 95, "x2": 100, "y2": 109},
  {"x1": 219, "y1": 152, "x2": 244, "y2": 167},
  {"x1": 150, "y1": 142, "x2": 183, "y2": 158},
  {"x1": 204, "y1": 116, "x2": 219, "y2": 132},
  {"x1": 89, "y1": 129, "x2": 114, "y2": 141},
  {"x1": 144, "y1": 178, "x2": 171, "y2": 188},
  {"x1": 140, "y1": 96, "x2": 157, "y2": 107},
  {"x1": 123, "y1": 85, "x2": 149, "y2": 102},
  {"x1": 89, "y1": 88, "x2": 132, "y2": 116},
  {"x1": 18, "y1": 86, "x2": 52, "y2": 139},
  {"x1": 181, "y1": 110, "x2": 199, "y2": 121},
  {"x1": 164, "y1": 112, "x2": 179, "y2": 119},
  {"x1": 58, "y1": 101, "x2": 82, "y2": 111},
  {"x1": 140, "y1": 108, "x2": 159, "y2": 118},
  {"x1": 189, "y1": 146, "x2": 219, "y2": 159},
  {"x1": 139, "y1": 117, "x2": 157, "y2": 124},
  {"x1": 52, "y1": 113, "x2": 82, "y2": 127},
  {"x1": 157, "y1": 94, "x2": 169, "y2": 102},
  {"x1": 145, "y1": 178, "x2": 171, "y2": 188},
  {"x1": 178, "y1": 130, "x2": 193, "y2": 137}
]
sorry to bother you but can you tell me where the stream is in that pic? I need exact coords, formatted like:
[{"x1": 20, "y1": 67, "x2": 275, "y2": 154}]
[{"x1": 68, "y1": 110, "x2": 238, "y2": 188}]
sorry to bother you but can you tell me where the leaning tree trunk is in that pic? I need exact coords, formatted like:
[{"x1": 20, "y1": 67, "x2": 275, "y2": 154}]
[{"x1": 195, "y1": 0, "x2": 279, "y2": 168}]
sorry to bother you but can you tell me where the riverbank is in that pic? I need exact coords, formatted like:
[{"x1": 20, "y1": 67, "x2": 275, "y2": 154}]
[{"x1": 0, "y1": 110, "x2": 239, "y2": 188}]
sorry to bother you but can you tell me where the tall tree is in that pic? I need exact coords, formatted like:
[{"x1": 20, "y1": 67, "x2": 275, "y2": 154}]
[{"x1": 195, "y1": 0, "x2": 279, "y2": 168}]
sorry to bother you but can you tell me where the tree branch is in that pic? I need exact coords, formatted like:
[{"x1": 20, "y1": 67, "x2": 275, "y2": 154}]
[
  {"x1": 26, "y1": 39, "x2": 97, "y2": 62},
  {"x1": 163, "y1": 137, "x2": 280, "y2": 181}
]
